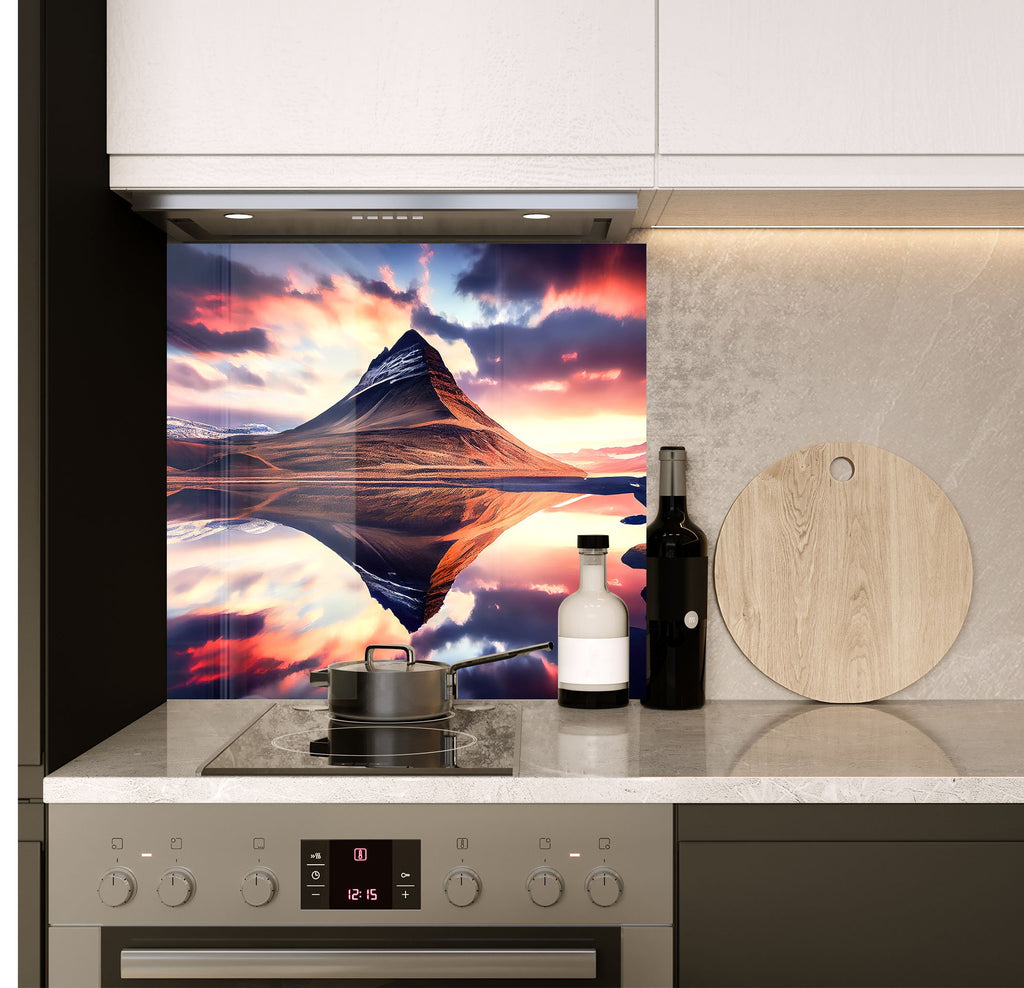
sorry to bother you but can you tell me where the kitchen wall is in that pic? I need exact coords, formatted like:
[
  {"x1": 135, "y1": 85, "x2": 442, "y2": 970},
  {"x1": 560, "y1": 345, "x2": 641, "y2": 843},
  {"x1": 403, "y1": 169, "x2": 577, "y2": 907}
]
[{"x1": 636, "y1": 228, "x2": 1023, "y2": 699}]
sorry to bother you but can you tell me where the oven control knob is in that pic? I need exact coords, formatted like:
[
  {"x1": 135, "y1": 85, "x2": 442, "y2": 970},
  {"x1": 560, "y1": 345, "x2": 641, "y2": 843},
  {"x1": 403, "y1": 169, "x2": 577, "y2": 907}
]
[
  {"x1": 241, "y1": 867, "x2": 278, "y2": 907},
  {"x1": 444, "y1": 867, "x2": 481, "y2": 907},
  {"x1": 526, "y1": 867, "x2": 564, "y2": 907},
  {"x1": 585, "y1": 867, "x2": 623, "y2": 907},
  {"x1": 97, "y1": 868, "x2": 136, "y2": 907},
  {"x1": 157, "y1": 868, "x2": 196, "y2": 907}
]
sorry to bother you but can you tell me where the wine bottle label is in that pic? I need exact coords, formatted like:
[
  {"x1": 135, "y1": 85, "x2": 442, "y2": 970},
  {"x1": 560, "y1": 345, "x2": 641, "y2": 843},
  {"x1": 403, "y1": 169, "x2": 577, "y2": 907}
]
[
  {"x1": 557, "y1": 636, "x2": 629, "y2": 690},
  {"x1": 647, "y1": 556, "x2": 708, "y2": 621}
]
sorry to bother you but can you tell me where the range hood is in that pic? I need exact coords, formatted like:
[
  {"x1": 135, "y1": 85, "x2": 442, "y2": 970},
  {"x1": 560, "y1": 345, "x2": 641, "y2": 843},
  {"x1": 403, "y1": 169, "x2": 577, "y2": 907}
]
[
  {"x1": 118, "y1": 191, "x2": 639, "y2": 243},
  {"x1": 117, "y1": 187, "x2": 1024, "y2": 239}
]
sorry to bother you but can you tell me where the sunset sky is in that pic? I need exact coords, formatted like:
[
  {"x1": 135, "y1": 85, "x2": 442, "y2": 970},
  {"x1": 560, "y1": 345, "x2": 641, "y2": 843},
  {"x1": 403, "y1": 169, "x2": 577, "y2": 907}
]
[{"x1": 167, "y1": 242, "x2": 647, "y2": 456}]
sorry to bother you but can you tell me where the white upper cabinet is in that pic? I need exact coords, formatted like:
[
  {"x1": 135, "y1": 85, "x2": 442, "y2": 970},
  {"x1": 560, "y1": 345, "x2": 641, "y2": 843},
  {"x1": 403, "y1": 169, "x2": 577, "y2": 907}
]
[
  {"x1": 107, "y1": 0, "x2": 655, "y2": 157},
  {"x1": 659, "y1": 0, "x2": 1024, "y2": 156},
  {"x1": 108, "y1": 0, "x2": 1024, "y2": 193}
]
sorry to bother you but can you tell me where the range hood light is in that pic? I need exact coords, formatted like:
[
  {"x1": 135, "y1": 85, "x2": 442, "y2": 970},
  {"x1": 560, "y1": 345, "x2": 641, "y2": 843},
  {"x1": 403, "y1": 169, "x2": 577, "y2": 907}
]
[
  {"x1": 523, "y1": 212, "x2": 552, "y2": 220},
  {"x1": 223, "y1": 212, "x2": 254, "y2": 220}
]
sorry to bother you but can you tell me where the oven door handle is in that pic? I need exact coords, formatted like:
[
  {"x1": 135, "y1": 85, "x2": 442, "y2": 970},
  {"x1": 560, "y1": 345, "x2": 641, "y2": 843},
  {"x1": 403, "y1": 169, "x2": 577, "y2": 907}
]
[{"x1": 121, "y1": 947, "x2": 598, "y2": 980}]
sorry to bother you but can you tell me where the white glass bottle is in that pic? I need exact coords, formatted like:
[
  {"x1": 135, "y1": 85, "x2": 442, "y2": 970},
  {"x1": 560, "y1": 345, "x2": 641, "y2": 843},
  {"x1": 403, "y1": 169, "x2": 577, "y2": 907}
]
[{"x1": 557, "y1": 534, "x2": 629, "y2": 708}]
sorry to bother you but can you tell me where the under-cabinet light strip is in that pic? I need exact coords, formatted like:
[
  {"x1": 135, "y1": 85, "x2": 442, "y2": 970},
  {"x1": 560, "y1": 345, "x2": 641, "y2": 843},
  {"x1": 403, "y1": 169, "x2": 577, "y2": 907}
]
[{"x1": 650, "y1": 224, "x2": 1024, "y2": 229}]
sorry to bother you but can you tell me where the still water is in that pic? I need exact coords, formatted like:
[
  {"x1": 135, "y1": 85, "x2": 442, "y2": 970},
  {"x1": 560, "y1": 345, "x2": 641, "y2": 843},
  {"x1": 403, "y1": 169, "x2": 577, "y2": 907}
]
[{"x1": 167, "y1": 478, "x2": 646, "y2": 699}]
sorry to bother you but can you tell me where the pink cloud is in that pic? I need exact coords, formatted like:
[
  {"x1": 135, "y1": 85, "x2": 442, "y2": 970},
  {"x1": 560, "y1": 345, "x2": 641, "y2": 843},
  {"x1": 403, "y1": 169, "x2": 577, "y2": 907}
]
[
  {"x1": 526, "y1": 380, "x2": 569, "y2": 393},
  {"x1": 572, "y1": 368, "x2": 621, "y2": 382}
]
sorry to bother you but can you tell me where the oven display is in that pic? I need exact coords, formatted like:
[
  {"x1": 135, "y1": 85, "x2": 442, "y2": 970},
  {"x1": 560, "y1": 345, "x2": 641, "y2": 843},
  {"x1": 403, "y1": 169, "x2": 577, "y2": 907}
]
[{"x1": 300, "y1": 839, "x2": 420, "y2": 909}]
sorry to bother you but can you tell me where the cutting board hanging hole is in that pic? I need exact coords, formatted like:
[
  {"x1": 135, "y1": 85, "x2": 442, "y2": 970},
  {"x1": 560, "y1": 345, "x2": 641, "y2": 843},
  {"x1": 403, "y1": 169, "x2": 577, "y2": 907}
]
[{"x1": 829, "y1": 456, "x2": 854, "y2": 482}]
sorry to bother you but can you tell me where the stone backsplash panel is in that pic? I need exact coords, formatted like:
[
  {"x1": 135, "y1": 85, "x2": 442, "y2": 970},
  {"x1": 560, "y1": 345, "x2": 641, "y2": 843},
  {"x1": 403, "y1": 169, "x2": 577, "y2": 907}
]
[{"x1": 637, "y1": 228, "x2": 1023, "y2": 699}]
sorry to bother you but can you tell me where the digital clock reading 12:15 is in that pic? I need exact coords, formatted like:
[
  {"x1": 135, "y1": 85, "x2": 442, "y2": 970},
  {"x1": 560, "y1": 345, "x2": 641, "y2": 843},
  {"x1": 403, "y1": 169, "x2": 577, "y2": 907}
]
[{"x1": 300, "y1": 838, "x2": 421, "y2": 910}]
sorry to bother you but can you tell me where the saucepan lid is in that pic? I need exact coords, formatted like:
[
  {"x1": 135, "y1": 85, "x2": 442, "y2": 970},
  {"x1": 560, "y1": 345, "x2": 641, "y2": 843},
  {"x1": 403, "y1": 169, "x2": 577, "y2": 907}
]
[{"x1": 317, "y1": 644, "x2": 439, "y2": 674}]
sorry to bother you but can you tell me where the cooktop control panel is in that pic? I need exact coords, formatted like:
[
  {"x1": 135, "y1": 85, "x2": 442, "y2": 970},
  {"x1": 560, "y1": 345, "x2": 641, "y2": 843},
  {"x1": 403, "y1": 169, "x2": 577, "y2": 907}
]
[{"x1": 49, "y1": 803, "x2": 673, "y2": 927}]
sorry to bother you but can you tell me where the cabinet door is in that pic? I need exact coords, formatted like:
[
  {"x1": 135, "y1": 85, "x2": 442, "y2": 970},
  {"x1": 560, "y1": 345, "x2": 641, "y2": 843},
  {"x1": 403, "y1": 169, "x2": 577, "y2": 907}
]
[
  {"x1": 108, "y1": 0, "x2": 655, "y2": 156},
  {"x1": 677, "y1": 839, "x2": 1024, "y2": 987},
  {"x1": 659, "y1": 0, "x2": 1024, "y2": 155}
]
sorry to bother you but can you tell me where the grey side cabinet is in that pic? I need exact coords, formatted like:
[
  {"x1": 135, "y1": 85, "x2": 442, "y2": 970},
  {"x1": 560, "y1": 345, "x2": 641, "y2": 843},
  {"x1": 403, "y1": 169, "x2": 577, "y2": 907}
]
[{"x1": 675, "y1": 805, "x2": 1024, "y2": 988}]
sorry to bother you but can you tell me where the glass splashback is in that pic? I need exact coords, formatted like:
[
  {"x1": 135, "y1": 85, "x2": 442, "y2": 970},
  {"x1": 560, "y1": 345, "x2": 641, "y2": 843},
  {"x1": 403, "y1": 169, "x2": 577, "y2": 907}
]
[{"x1": 167, "y1": 243, "x2": 647, "y2": 699}]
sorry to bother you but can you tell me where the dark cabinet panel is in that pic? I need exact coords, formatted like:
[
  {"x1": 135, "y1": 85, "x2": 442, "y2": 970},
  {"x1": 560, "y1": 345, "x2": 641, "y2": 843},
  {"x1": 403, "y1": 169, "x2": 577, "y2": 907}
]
[
  {"x1": 19, "y1": 841, "x2": 42, "y2": 988},
  {"x1": 41, "y1": 0, "x2": 167, "y2": 771},
  {"x1": 19, "y1": 0, "x2": 43, "y2": 776},
  {"x1": 676, "y1": 806, "x2": 1024, "y2": 988}
]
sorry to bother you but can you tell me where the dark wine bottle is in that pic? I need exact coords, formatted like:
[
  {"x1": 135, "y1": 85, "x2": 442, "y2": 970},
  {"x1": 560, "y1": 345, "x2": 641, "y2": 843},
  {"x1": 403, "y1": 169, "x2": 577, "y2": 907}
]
[{"x1": 643, "y1": 446, "x2": 708, "y2": 709}]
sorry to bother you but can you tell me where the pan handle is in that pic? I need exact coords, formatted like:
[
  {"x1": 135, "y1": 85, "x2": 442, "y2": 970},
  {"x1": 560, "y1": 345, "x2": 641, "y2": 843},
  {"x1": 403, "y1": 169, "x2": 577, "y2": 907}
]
[
  {"x1": 364, "y1": 644, "x2": 415, "y2": 672},
  {"x1": 310, "y1": 668, "x2": 329, "y2": 688},
  {"x1": 448, "y1": 642, "x2": 553, "y2": 684}
]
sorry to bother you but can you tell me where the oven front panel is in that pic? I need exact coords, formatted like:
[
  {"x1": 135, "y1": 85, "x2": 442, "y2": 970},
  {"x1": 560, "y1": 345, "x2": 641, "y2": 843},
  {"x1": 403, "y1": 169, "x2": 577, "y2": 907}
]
[
  {"x1": 49, "y1": 804, "x2": 673, "y2": 928},
  {"x1": 48, "y1": 925, "x2": 675, "y2": 988}
]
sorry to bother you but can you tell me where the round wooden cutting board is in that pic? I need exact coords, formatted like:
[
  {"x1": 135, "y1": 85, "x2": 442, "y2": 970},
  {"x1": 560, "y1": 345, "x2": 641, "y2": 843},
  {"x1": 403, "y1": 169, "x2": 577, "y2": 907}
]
[{"x1": 714, "y1": 442, "x2": 972, "y2": 703}]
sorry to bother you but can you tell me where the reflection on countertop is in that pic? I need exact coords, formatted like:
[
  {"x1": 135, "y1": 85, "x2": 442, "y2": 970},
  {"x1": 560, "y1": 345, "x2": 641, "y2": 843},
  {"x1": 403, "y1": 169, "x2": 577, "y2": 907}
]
[
  {"x1": 43, "y1": 699, "x2": 1024, "y2": 805},
  {"x1": 520, "y1": 699, "x2": 1024, "y2": 778},
  {"x1": 725, "y1": 704, "x2": 957, "y2": 777}
]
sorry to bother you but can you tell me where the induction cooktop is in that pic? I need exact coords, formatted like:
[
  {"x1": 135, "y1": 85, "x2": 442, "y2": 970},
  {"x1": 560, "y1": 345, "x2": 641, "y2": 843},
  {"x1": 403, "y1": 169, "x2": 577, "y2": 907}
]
[{"x1": 201, "y1": 701, "x2": 520, "y2": 776}]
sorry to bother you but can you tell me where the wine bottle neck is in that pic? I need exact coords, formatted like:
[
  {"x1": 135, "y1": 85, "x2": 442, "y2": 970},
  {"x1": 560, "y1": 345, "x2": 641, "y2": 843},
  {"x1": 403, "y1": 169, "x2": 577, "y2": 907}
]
[{"x1": 658, "y1": 455, "x2": 687, "y2": 499}]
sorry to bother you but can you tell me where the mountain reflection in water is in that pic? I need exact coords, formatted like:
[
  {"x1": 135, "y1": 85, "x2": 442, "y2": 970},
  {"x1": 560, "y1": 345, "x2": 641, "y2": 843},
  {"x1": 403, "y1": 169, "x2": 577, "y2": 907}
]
[{"x1": 167, "y1": 477, "x2": 643, "y2": 633}]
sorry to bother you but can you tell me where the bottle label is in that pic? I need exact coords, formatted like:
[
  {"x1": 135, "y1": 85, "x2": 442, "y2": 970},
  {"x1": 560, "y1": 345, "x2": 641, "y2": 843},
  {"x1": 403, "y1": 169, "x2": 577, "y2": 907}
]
[
  {"x1": 557, "y1": 636, "x2": 629, "y2": 690},
  {"x1": 647, "y1": 556, "x2": 708, "y2": 621}
]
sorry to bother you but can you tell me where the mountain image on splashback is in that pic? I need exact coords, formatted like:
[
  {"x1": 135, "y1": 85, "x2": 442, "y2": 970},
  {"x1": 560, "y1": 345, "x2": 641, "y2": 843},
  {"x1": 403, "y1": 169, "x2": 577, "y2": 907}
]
[{"x1": 167, "y1": 243, "x2": 646, "y2": 699}]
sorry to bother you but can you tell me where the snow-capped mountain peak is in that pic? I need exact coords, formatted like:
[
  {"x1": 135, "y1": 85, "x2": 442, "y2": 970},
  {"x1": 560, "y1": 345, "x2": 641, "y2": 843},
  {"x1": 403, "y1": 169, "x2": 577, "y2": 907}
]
[{"x1": 166, "y1": 416, "x2": 277, "y2": 440}]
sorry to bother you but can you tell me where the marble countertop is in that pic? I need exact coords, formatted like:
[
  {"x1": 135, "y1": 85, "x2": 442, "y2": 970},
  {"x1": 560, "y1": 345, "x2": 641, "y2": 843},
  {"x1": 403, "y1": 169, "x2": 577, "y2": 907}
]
[{"x1": 43, "y1": 699, "x2": 1024, "y2": 804}]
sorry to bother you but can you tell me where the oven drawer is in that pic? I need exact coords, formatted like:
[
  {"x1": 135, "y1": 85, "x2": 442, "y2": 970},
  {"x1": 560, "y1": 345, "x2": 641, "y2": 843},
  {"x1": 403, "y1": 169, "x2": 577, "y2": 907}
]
[{"x1": 101, "y1": 926, "x2": 622, "y2": 987}]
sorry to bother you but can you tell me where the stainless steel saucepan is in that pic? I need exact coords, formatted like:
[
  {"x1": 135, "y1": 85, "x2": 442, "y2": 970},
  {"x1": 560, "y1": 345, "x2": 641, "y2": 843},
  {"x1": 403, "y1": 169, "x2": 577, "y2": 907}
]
[{"x1": 310, "y1": 641, "x2": 553, "y2": 722}]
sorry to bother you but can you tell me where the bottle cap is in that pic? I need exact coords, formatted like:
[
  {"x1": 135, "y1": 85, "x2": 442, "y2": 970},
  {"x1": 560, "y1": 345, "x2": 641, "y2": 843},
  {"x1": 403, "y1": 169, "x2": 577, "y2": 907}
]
[
  {"x1": 577, "y1": 534, "x2": 609, "y2": 549},
  {"x1": 659, "y1": 446, "x2": 687, "y2": 460}
]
